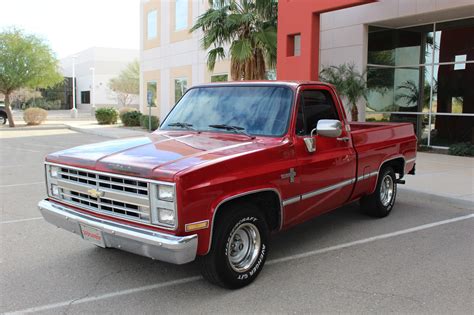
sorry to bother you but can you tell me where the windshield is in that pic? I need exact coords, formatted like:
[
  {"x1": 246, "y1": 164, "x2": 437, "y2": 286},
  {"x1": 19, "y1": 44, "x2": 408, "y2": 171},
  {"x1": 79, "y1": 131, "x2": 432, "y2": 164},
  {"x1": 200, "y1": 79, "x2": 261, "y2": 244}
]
[{"x1": 160, "y1": 86, "x2": 294, "y2": 137}]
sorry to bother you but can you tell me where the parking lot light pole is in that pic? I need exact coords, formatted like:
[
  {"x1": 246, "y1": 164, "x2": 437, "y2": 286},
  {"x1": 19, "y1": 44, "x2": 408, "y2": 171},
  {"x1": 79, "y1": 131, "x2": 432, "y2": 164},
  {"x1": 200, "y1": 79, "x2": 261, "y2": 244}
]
[
  {"x1": 71, "y1": 55, "x2": 78, "y2": 118},
  {"x1": 89, "y1": 67, "x2": 96, "y2": 115}
]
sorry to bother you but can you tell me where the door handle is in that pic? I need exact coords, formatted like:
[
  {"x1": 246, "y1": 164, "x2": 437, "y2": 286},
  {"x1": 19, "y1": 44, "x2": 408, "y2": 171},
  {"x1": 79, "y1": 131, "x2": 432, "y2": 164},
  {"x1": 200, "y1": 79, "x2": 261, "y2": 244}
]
[{"x1": 337, "y1": 137, "x2": 350, "y2": 142}]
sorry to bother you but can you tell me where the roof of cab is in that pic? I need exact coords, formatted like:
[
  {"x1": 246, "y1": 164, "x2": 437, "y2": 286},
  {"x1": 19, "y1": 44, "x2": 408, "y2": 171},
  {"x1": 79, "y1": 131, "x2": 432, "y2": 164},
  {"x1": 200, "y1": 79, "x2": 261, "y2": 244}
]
[{"x1": 193, "y1": 80, "x2": 334, "y2": 89}]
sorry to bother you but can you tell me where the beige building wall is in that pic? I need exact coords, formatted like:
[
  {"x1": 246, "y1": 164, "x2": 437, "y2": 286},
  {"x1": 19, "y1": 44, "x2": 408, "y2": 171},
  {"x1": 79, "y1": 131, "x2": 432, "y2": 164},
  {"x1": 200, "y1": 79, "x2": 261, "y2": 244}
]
[{"x1": 140, "y1": 0, "x2": 231, "y2": 123}]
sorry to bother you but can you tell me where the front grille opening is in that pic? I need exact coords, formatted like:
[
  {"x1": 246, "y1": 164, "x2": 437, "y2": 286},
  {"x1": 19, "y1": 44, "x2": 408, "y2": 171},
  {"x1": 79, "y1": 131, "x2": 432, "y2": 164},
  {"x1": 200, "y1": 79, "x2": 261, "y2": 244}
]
[
  {"x1": 54, "y1": 165, "x2": 152, "y2": 223},
  {"x1": 59, "y1": 168, "x2": 149, "y2": 197}
]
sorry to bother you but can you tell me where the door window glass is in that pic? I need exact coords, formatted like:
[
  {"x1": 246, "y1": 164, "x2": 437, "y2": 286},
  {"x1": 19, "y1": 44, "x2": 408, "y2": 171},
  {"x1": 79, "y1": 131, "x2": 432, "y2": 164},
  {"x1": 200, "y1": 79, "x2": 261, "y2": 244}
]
[{"x1": 296, "y1": 90, "x2": 339, "y2": 135}]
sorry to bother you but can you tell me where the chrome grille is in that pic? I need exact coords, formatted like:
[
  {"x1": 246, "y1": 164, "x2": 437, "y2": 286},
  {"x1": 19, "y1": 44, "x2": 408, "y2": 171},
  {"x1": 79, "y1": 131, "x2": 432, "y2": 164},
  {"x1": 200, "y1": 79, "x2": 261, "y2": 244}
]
[
  {"x1": 54, "y1": 166, "x2": 150, "y2": 223},
  {"x1": 59, "y1": 168, "x2": 148, "y2": 196},
  {"x1": 59, "y1": 188, "x2": 150, "y2": 221}
]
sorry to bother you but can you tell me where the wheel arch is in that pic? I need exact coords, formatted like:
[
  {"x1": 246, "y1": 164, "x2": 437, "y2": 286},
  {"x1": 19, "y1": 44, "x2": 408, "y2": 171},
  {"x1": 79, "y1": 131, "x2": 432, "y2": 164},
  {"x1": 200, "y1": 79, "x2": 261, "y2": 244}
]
[
  {"x1": 369, "y1": 156, "x2": 405, "y2": 194},
  {"x1": 206, "y1": 188, "x2": 283, "y2": 255}
]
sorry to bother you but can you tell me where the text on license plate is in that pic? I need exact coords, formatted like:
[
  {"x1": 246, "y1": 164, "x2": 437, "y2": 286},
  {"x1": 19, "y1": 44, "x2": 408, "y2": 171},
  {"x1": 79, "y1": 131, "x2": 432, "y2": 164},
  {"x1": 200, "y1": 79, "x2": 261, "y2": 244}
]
[{"x1": 80, "y1": 224, "x2": 105, "y2": 247}]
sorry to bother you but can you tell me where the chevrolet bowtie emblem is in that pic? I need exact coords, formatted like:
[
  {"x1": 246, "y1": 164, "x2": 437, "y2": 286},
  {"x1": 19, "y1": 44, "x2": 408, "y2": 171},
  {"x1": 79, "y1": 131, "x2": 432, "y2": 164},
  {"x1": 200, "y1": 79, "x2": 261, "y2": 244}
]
[{"x1": 87, "y1": 188, "x2": 104, "y2": 198}]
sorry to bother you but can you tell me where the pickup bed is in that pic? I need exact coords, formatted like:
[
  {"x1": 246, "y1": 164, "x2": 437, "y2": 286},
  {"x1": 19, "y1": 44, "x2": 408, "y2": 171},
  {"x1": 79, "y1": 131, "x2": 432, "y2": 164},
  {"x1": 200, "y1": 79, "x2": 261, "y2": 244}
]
[{"x1": 39, "y1": 81, "x2": 417, "y2": 288}]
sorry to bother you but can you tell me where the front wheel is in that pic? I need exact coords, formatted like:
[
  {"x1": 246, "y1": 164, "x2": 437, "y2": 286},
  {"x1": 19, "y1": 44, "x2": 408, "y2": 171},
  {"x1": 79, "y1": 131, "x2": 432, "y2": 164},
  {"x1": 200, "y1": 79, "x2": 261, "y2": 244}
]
[
  {"x1": 200, "y1": 203, "x2": 269, "y2": 289},
  {"x1": 360, "y1": 166, "x2": 397, "y2": 218},
  {"x1": 0, "y1": 113, "x2": 7, "y2": 125}
]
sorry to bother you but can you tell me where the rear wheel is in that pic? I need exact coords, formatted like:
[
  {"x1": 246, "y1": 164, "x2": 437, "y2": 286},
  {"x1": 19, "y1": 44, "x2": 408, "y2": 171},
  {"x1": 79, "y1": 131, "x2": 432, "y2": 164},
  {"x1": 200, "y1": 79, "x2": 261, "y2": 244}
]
[
  {"x1": 200, "y1": 203, "x2": 269, "y2": 289},
  {"x1": 361, "y1": 166, "x2": 397, "y2": 218}
]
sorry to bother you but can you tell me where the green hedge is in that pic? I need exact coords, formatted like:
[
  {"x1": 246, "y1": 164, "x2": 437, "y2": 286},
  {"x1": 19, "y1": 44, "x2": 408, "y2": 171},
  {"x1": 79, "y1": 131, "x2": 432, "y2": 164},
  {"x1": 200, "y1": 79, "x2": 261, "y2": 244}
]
[
  {"x1": 121, "y1": 111, "x2": 142, "y2": 127},
  {"x1": 95, "y1": 107, "x2": 118, "y2": 125},
  {"x1": 448, "y1": 142, "x2": 474, "y2": 157},
  {"x1": 140, "y1": 115, "x2": 159, "y2": 131}
]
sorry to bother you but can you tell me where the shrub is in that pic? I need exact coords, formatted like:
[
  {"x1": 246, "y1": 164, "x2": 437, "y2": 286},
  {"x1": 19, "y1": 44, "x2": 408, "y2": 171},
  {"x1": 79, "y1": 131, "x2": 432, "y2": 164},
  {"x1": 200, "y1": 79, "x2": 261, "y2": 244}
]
[
  {"x1": 95, "y1": 107, "x2": 118, "y2": 124},
  {"x1": 448, "y1": 142, "x2": 474, "y2": 157},
  {"x1": 119, "y1": 107, "x2": 138, "y2": 120},
  {"x1": 140, "y1": 115, "x2": 159, "y2": 131},
  {"x1": 24, "y1": 98, "x2": 61, "y2": 110},
  {"x1": 23, "y1": 107, "x2": 48, "y2": 125},
  {"x1": 121, "y1": 111, "x2": 142, "y2": 127}
]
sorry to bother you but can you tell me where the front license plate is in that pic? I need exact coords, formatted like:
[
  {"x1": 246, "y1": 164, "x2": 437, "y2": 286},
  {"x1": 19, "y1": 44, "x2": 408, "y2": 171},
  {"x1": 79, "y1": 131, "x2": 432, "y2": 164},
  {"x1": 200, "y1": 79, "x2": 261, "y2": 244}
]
[{"x1": 80, "y1": 224, "x2": 105, "y2": 248}]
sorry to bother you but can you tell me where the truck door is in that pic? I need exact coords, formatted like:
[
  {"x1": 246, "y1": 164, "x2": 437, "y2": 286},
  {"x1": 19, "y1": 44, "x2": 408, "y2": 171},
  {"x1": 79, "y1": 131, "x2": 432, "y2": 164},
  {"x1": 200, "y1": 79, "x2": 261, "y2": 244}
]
[{"x1": 285, "y1": 85, "x2": 357, "y2": 226}]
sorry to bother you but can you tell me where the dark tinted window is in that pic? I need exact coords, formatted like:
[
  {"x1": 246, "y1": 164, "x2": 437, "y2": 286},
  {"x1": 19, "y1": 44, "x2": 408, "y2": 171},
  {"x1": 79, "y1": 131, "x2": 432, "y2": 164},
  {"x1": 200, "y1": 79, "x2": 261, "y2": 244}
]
[
  {"x1": 81, "y1": 91, "x2": 90, "y2": 104},
  {"x1": 295, "y1": 90, "x2": 339, "y2": 135}
]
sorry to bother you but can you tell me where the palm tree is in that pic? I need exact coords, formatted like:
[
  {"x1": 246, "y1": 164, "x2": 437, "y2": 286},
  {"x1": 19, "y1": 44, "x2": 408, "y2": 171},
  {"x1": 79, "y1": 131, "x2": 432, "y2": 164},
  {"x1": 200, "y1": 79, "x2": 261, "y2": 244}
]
[
  {"x1": 320, "y1": 63, "x2": 368, "y2": 121},
  {"x1": 396, "y1": 80, "x2": 436, "y2": 110},
  {"x1": 190, "y1": 0, "x2": 277, "y2": 80}
]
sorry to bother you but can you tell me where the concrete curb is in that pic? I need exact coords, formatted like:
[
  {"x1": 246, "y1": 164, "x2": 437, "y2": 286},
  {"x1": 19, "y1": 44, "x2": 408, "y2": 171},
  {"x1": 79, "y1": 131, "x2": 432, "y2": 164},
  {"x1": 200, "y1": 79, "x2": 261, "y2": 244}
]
[
  {"x1": 66, "y1": 125, "x2": 150, "y2": 139},
  {"x1": 66, "y1": 125, "x2": 120, "y2": 139},
  {"x1": 0, "y1": 124, "x2": 69, "y2": 131},
  {"x1": 399, "y1": 187, "x2": 473, "y2": 209}
]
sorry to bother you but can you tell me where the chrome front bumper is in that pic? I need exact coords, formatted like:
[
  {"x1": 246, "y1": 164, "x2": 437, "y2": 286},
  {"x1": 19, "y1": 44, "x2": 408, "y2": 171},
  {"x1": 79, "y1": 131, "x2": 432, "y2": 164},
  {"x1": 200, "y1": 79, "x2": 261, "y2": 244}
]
[{"x1": 38, "y1": 199, "x2": 198, "y2": 264}]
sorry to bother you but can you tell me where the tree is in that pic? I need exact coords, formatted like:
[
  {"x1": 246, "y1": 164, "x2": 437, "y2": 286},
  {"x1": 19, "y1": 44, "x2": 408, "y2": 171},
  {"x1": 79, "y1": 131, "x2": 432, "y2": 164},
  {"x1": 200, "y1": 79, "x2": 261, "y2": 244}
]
[
  {"x1": 191, "y1": 0, "x2": 277, "y2": 80},
  {"x1": 320, "y1": 63, "x2": 368, "y2": 122},
  {"x1": 0, "y1": 28, "x2": 63, "y2": 127},
  {"x1": 108, "y1": 60, "x2": 139, "y2": 106},
  {"x1": 396, "y1": 80, "x2": 436, "y2": 110}
]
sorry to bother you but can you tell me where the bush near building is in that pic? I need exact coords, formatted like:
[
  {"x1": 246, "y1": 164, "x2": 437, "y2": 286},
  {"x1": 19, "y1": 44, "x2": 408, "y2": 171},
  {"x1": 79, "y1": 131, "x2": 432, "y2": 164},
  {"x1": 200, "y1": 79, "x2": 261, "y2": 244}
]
[
  {"x1": 448, "y1": 143, "x2": 474, "y2": 157},
  {"x1": 121, "y1": 111, "x2": 142, "y2": 127},
  {"x1": 23, "y1": 108, "x2": 48, "y2": 125},
  {"x1": 119, "y1": 107, "x2": 138, "y2": 121},
  {"x1": 140, "y1": 115, "x2": 159, "y2": 131},
  {"x1": 95, "y1": 107, "x2": 118, "y2": 125}
]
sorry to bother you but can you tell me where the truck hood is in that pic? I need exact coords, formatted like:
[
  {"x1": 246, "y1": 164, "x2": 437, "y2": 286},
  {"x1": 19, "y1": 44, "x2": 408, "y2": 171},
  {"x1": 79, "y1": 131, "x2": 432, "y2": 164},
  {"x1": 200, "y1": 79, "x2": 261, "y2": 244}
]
[{"x1": 46, "y1": 131, "x2": 280, "y2": 180}]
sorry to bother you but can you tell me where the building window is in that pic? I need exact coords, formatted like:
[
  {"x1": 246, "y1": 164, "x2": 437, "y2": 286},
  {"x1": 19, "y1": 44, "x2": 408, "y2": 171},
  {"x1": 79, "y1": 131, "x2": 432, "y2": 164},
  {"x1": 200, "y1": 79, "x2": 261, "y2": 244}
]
[
  {"x1": 366, "y1": 18, "x2": 474, "y2": 147},
  {"x1": 265, "y1": 69, "x2": 277, "y2": 80},
  {"x1": 175, "y1": 0, "x2": 188, "y2": 31},
  {"x1": 146, "y1": 81, "x2": 157, "y2": 107},
  {"x1": 81, "y1": 91, "x2": 90, "y2": 104},
  {"x1": 287, "y1": 34, "x2": 301, "y2": 57},
  {"x1": 211, "y1": 74, "x2": 228, "y2": 82},
  {"x1": 212, "y1": 0, "x2": 229, "y2": 9},
  {"x1": 174, "y1": 78, "x2": 187, "y2": 102},
  {"x1": 147, "y1": 10, "x2": 158, "y2": 39},
  {"x1": 454, "y1": 55, "x2": 467, "y2": 70}
]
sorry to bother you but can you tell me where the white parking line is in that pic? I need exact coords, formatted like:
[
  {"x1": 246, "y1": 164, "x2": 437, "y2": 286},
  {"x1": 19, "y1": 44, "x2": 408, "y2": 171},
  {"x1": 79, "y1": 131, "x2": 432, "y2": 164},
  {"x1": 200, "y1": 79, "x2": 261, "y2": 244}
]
[
  {"x1": 0, "y1": 217, "x2": 43, "y2": 224},
  {"x1": 0, "y1": 182, "x2": 44, "y2": 188},
  {"x1": 6, "y1": 213, "x2": 474, "y2": 314}
]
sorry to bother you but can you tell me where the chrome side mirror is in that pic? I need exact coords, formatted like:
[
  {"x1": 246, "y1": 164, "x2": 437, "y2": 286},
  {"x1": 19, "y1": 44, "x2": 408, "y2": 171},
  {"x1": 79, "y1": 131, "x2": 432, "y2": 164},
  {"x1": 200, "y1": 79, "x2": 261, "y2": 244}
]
[
  {"x1": 303, "y1": 128, "x2": 318, "y2": 153},
  {"x1": 316, "y1": 119, "x2": 342, "y2": 138}
]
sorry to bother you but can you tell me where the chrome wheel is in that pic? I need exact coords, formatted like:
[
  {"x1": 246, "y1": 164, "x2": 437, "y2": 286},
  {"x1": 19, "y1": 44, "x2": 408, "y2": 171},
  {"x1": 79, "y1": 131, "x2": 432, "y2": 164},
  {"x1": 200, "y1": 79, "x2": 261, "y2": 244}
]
[
  {"x1": 227, "y1": 223, "x2": 261, "y2": 273},
  {"x1": 380, "y1": 174, "x2": 394, "y2": 207}
]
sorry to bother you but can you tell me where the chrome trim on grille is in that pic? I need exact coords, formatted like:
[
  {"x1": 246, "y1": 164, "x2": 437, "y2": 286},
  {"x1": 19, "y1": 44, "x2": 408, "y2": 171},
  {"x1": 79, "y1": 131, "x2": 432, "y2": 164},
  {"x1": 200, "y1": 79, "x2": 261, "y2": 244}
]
[{"x1": 45, "y1": 162, "x2": 176, "y2": 229}]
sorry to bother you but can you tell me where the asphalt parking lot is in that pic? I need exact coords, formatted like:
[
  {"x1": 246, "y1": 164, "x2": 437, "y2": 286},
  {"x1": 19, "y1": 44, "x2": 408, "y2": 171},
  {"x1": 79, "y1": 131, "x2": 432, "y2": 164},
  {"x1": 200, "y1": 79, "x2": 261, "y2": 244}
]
[{"x1": 1, "y1": 129, "x2": 473, "y2": 314}]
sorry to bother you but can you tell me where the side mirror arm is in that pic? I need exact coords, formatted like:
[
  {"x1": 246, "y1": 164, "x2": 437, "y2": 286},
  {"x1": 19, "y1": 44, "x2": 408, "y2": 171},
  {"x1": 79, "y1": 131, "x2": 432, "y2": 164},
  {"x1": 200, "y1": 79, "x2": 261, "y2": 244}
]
[{"x1": 303, "y1": 128, "x2": 318, "y2": 153}]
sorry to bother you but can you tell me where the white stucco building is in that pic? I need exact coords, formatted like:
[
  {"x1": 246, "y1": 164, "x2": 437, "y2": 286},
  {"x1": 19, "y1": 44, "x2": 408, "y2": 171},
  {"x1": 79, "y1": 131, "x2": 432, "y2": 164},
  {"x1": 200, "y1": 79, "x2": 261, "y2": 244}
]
[{"x1": 61, "y1": 47, "x2": 139, "y2": 111}]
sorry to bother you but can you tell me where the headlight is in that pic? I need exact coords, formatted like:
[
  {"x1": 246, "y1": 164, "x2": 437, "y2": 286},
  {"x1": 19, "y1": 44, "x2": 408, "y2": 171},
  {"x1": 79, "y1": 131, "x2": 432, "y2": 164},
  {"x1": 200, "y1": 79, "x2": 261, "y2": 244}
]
[
  {"x1": 51, "y1": 184, "x2": 60, "y2": 196},
  {"x1": 158, "y1": 185, "x2": 174, "y2": 201},
  {"x1": 150, "y1": 183, "x2": 177, "y2": 229},
  {"x1": 50, "y1": 165, "x2": 60, "y2": 178},
  {"x1": 157, "y1": 208, "x2": 175, "y2": 226}
]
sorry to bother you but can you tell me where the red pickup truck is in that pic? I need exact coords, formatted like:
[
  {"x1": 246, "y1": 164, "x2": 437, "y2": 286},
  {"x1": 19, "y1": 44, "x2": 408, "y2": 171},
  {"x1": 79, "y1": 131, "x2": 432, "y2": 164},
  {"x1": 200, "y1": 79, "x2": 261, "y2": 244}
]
[{"x1": 39, "y1": 81, "x2": 417, "y2": 288}]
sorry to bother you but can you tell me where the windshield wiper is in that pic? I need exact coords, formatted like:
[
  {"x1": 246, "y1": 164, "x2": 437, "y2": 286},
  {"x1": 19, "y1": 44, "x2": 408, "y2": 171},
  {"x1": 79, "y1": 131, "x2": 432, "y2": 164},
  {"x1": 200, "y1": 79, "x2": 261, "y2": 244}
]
[
  {"x1": 208, "y1": 124, "x2": 255, "y2": 139},
  {"x1": 167, "y1": 122, "x2": 196, "y2": 131}
]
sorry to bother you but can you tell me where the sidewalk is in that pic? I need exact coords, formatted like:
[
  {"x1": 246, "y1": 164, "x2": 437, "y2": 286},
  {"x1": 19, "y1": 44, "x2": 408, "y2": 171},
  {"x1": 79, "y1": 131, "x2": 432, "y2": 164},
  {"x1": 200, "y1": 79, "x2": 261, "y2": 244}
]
[{"x1": 403, "y1": 152, "x2": 474, "y2": 203}]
